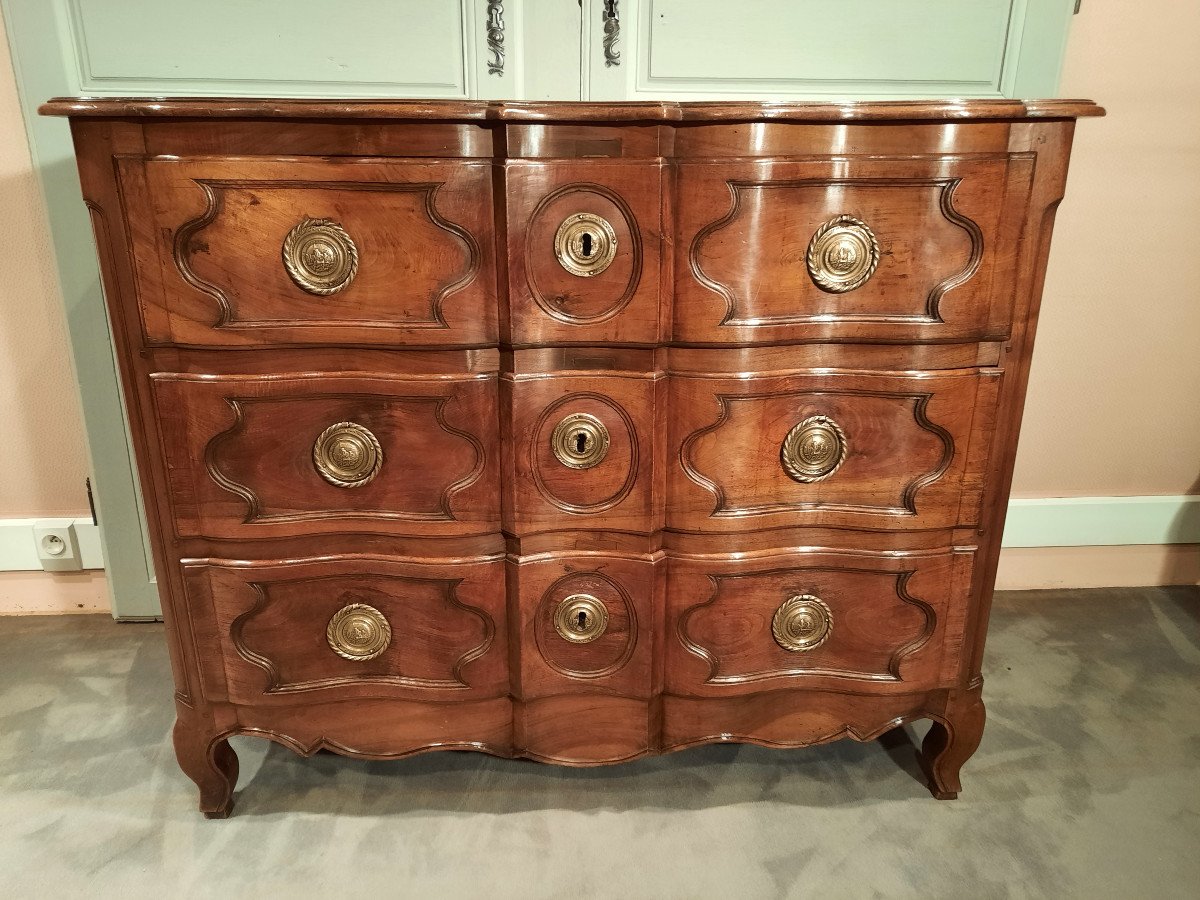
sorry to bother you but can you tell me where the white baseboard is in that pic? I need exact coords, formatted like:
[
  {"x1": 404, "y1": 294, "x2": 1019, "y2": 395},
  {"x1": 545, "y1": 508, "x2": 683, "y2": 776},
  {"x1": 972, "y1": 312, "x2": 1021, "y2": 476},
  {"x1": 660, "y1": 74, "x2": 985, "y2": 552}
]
[
  {"x1": 0, "y1": 496, "x2": 1195, "y2": 572},
  {"x1": 0, "y1": 517, "x2": 104, "y2": 571}
]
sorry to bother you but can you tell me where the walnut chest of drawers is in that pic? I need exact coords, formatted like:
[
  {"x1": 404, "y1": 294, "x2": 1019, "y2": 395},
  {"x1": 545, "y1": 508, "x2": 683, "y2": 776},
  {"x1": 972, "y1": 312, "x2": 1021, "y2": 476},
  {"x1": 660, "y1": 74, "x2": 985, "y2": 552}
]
[{"x1": 45, "y1": 97, "x2": 1102, "y2": 816}]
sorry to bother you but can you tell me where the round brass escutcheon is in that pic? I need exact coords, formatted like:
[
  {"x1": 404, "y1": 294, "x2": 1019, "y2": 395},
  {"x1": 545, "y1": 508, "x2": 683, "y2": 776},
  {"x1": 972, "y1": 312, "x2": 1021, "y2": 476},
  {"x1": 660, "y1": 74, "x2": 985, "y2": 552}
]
[
  {"x1": 283, "y1": 218, "x2": 359, "y2": 295},
  {"x1": 313, "y1": 421, "x2": 383, "y2": 488},
  {"x1": 551, "y1": 412, "x2": 610, "y2": 470},
  {"x1": 772, "y1": 594, "x2": 833, "y2": 653},
  {"x1": 327, "y1": 603, "x2": 392, "y2": 661},
  {"x1": 781, "y1": 415, "x2": 847, "y2": 484},
  {"x1": 553, "y1": 593, "x2": 609, "y2": 644},
  {"x1": 554, "y1": 212, "x2": 617, "y2": 277},
  {"x1": 806, "y1": 215, "x2": 880, "y2": 293}
]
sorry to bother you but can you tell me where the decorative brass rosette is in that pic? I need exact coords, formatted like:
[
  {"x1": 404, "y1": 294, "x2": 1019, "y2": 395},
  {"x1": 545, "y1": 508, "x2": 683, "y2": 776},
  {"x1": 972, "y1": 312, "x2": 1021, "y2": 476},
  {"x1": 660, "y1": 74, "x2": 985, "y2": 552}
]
[
  {"x1": 772, "y1": 595, "x2": 833, "y2": 652},
  {"x1": 554, "y1": 212, "x2": 617, "y2": 277},
  {"x1": 780, "y1": 415, "x2": 847, "y2": 483},
  {"x1": 806, "y1": 215, "x2": 879, "y2": 293},
  {"x1": 551, "y1": 412, "x2": 610, "y2": 469},
  {"x1": 553, "y1": 593, "x2": 609, "y2": 643},
  {"x1": 283, "y1": 217, "x2": 359, "y2": 295},
  {"x1": 313, "y1": 422, "x2": 383, "y2": 488},
  {"x1": 326, "y1": 603, "x2": 392, "y2": 661}
]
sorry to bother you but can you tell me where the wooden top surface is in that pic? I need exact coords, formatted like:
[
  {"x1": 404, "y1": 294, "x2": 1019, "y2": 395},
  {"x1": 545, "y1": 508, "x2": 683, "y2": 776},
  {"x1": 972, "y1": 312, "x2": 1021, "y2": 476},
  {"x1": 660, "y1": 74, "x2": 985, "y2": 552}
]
[{"x1": 40, "y1": 97, "x2": 1105, "y2": 122}]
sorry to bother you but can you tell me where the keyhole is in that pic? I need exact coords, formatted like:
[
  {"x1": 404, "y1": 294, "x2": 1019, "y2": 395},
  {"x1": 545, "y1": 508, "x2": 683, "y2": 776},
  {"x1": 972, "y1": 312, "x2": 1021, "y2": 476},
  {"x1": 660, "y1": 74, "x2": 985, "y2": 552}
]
[
  {"x1": 574, "y1": 431, "x2": 589, "y2": 454},
  {"x1": 575, "y1": 610, "x2": 589, "y2": 631},
  {"x1": 581, "y1": 231, "x2": 593, "y2": 257}
]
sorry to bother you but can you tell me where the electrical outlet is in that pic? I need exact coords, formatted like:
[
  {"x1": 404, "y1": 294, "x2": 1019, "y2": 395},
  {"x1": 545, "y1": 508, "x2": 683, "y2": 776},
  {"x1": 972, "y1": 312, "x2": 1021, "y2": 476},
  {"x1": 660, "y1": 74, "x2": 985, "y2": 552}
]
[{"x1": 33, "y1": 519, "x2": 83, "y2": 572}]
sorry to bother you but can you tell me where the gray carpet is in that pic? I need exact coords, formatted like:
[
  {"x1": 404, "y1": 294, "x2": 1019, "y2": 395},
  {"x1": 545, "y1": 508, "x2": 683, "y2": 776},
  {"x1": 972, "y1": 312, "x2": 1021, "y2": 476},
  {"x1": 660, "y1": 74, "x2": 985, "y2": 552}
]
[{"x1": 1, "y1": 587, "x2": 1197, "y2": 899}]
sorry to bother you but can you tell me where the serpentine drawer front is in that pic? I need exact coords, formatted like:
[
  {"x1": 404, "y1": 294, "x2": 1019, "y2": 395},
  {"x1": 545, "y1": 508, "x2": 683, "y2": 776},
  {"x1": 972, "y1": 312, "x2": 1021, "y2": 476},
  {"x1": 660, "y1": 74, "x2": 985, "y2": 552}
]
[
  {"x1": 121, "y1": 157, "x2": 497, "y2": 347},
  {"x1": 44, "y1": 96, "x2": 1102, "y2": 816}
]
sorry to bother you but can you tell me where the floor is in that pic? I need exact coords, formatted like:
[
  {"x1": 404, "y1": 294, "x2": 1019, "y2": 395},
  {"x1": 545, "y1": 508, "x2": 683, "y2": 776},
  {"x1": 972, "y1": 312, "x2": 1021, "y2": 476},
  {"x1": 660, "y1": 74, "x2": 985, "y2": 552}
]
[{"x1": 1, "y1": 587, "x2": 1197, "y2": 899}]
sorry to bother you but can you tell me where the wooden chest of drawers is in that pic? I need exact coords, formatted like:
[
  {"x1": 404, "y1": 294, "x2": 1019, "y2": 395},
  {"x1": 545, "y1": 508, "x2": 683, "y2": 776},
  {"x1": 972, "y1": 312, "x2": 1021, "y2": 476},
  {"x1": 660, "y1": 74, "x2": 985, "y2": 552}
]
[{"x1": 45, "y1": 97, "x2": 1102, "y2": 816}]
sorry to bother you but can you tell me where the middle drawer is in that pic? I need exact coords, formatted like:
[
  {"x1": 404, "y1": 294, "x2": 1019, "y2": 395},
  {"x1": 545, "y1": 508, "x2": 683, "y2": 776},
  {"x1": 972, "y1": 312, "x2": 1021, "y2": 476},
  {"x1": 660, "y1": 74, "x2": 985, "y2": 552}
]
[
  {"x1": 669, "y1": 365, "x2": 1000, "y2": 533},
  {"x1": 151, "y1": 368, "x2": 501, "y2": 539}
]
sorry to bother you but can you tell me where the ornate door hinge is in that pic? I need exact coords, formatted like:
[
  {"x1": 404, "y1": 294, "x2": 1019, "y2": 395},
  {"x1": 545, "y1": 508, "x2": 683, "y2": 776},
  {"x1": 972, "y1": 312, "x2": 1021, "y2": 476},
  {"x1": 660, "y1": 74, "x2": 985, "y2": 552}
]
[
  {"x1": 486, "y1": 1, "x2": 505, "y2": 75},
  {"x1": 602, "y1": 1, "x2": 621, "y2": 67}
]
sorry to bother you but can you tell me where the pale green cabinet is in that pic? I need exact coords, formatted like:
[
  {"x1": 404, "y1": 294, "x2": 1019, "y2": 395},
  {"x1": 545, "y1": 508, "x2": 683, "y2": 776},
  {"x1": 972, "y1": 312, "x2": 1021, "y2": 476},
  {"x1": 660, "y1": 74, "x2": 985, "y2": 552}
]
[
  {"x1": 585, "y1": 0, "x2": 1074, "y2": 101},
  {"x1": 1, "y1": 0, "x2": 1079, "y2": 617}
]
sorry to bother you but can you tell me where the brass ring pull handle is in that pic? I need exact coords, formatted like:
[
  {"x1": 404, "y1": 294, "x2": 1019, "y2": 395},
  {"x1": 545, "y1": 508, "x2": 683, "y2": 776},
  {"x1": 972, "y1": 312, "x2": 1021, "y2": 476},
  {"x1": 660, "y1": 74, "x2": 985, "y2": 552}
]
[
  {"x1": 772, "y1": 595, "x2": 833, "y2": 652},
  {"x1": 551, "y1": 412, "x2": 610, "y2": 469},
  {"x1": 554, "y1": 212, "x2": 617, "y2": 277},
  {"x1": 313, "y1": 422, "x2": 383, "y2": 488},
  {"x1": 806, "y1": 215, "x2": 879, "y2": 293},
  {"x1": 781, "y1": 415, "x2": 847, "y2": 483},
  {"x1": 327, "y1": 603, "x2": 392, "y2": 661},
  {"x1": 283, "y1": 218, "x2": 359, "y2": 295},
  {"x1": 553, "y1": 593, "x2": 609, "y2": 643}
]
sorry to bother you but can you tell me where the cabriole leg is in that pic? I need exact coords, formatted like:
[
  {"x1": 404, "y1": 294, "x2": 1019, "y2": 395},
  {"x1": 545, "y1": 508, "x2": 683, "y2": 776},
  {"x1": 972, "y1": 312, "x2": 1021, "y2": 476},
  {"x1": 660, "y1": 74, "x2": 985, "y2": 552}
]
[
  {"x1": 172, "y1": 718, "x2": 239, "y2": 818},
  {"x1": 919, "y1": 686, "x2": 986, "y2": 800}
]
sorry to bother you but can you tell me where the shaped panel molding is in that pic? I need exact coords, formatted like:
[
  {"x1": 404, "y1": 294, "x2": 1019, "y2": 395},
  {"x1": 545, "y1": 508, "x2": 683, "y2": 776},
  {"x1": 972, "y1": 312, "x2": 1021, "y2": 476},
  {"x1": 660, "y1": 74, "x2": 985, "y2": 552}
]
[
  {"x1": 511, "y1": 554, "x2": 660, "y2": 701},
  {"x1": 668, "y1": 549, "x2": 974, "y2": 697},
  {"x1": 675, "y1": 155, "x2": 1034, "y2": 344},
  {"x1": 182, "y1": 554, "x2": 507, "y2": 704},
  {"x1": 670, "y1": 368, "x2": 999, "y2": 533},
  {"x1": 151, "y1": 371, "x2": 500, "y2": 538},
  {"x1": 505, "y1": 162, "x2": 664, "y2": 345},
  {"x1": 119, "y1": 156, "x2": 495, "y2": 347},
  {"x1": 505, "y1": 373, "x2": 662, "y2": 535}
]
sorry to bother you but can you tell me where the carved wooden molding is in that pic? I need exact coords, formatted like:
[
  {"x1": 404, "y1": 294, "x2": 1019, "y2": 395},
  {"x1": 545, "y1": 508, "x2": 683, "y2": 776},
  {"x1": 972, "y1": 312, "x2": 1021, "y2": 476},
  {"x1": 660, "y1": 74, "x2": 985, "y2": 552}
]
[
  {"x1": 533, "y1": 570, "x2": 638, "y2": 679},
  {"x1": 689, "y1": 177, "x2": 984, "y2": 327},
  {"x1": 679, "y1": 389, "x2": 955, "y2": 518},
  {"x1": 677, "y1": 569, "x2": 936, "y2": 686},
  {"x1": 529, "y1": 391, "x2": 640, "y2": 514},
  {"x1": 663, "y1": 710, "x2": 926, "y2": 753},
  {"x1": 229, "y1": 575, "x2": 495, "y2": 695},
  {"x1": 232, "y1": 727, "x2": 509, "y2": 761},
  {"x1": 525, "y1": 182, "x2": 644, "y2": 325},
  {"x1": 174, "y1": 179, "x2": 480, "y2": 331},
  {"x1": 203, "y1": 393, "x2": 486, "y2": 525}
]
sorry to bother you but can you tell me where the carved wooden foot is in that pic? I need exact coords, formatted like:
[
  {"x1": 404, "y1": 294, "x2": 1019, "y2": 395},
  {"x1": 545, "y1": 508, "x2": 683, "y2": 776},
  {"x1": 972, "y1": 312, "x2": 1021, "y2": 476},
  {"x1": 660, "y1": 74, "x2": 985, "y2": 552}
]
[
  {"x1": 919, "y1": 688, "x2": 985, "y2": 800},
  {"x1": 172, "y1": 719, "x2": 239, "y2": 818}
]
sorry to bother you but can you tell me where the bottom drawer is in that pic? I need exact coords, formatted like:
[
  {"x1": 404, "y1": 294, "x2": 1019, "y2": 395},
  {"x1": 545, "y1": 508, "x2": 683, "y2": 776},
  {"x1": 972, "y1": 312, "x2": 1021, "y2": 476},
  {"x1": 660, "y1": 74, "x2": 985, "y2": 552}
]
[
  {"x1": 666, "y1": 549, "x2": 974, "y2": 697},
  {"x1": 182, "y1": 554, "x2": 508, "y2": 705}
]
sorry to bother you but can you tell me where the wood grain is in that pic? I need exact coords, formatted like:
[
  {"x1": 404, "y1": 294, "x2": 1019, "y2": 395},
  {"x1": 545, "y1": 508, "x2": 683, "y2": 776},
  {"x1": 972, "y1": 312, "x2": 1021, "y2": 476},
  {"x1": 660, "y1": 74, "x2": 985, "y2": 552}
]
[
  {"x1": 151, "y1": 370, "x2": 500, "y2": 538},
  {"x1": 505, "y1": 161, "x2": 665, "y2": 345},
  {"x1": 669, "y1": 368, "x2": 1000, "y2": 533},
  {"x1": 182, "y1": 555, "x2": 508, "y2": 704},
  {"x1": 121, "y1": 157, "x2": 496, "y2": 347},
  {"x1": 41, "y1": 97, "x2": 1105, "y2": 121},
  {"x1": 675, "y1": 155, "x2": 1033, "y2": 345},
  {"x1": 51, "y1": 99, "x2": 1100, "y2": 814},
  {"x1": 667, "y1": 549, "x2": 973, "y2": 697}
]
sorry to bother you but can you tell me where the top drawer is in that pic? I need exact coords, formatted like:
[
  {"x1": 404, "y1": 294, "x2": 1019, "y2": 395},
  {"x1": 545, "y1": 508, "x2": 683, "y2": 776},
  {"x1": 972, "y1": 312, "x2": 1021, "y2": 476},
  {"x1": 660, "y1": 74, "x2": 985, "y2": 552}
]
[
  {"x1": 675, "y1": 155, "x2": 1033, "y2": 345},
  {"x1": 118, "y1": 157, "x2": 497, "y2": 348}
]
